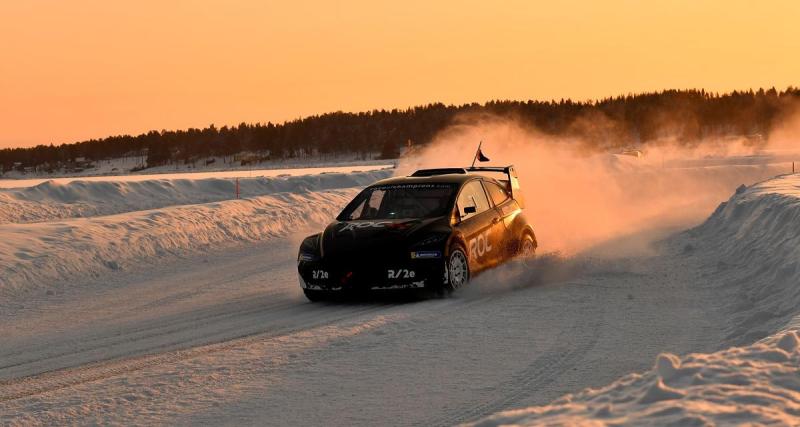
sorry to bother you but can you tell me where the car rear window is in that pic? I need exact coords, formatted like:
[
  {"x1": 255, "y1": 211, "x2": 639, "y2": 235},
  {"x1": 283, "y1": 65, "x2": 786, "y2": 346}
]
[{"x1": 485, "y1": 181, "x2": 510, "y2": 206}]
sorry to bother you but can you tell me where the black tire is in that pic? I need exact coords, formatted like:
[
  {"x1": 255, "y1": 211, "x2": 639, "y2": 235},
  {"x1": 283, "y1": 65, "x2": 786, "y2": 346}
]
[
  {"x1": 444, "y1": 245, "x2": 470, "y2": 292},
  {"x1": 303, "y1": 289, "x2": 329, "y2": 302},
  {"x1": 517, "y1": 233, "x2": 537, "y2": 266}
]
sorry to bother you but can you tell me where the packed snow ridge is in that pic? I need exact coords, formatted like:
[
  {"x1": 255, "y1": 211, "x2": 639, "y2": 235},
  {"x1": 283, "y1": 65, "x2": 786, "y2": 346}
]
[
  {"x1": 0, "y1": 170, "x2": 391, "y2": 297},
  {"x1": 473, "y1": 331, "x2": 800, "y2": 426},
  {"x1": 0, "y1": 169, "x2": 391, "y2": 224},
  {"x1": 472, "y1": 173, "x2": 800, "y2": 426}
]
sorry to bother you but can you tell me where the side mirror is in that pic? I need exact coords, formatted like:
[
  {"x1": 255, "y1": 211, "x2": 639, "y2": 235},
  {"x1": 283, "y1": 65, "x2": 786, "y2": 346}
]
[{"x1": 463, "y1": 206, "x2": 477, "y2": 215}]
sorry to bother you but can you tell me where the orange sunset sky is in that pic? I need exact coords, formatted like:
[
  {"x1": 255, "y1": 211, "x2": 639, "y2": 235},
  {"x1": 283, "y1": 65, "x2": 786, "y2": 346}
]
[{"x1": 1, "y1": 0, "x2": 799, "y2": 148}]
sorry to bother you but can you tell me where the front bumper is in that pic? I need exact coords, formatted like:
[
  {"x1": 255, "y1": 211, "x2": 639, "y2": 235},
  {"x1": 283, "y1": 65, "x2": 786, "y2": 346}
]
[{"x1": 298, "y1": 256, "x2": 445, "y2": 292}]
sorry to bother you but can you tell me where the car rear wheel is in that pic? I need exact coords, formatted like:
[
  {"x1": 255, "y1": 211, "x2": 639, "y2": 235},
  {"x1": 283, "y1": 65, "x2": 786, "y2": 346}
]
[
  {"x1": 517, "y1": 233, "x2": 536, "y2": 266},
  {"x1": 519, "y1": 234, "x2": 536, "y2": 257},
  {"x1": 446, "y1": 246, "x2": 470, "y2": 291}
]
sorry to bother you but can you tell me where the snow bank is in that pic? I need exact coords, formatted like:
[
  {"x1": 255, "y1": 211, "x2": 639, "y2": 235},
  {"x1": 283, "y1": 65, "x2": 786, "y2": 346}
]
[
  {"x1": 472, "y1": 331, "x2": 800, "y2": 426},
  {"x1": 0, "y1": 189, "x2": 359, "y2": 298},
  {"x1": 0, "y1": 170, "x2": 391, "y2": 224},
  {"x1": 0, "y1": 154, "x2": 392, "y2": 180},
  {"x1": 472, "y1": 173, "x2": 800, "y2": 426},
  {"x1": 685, "y1": 174, "x2": 800, "y2": 345}
]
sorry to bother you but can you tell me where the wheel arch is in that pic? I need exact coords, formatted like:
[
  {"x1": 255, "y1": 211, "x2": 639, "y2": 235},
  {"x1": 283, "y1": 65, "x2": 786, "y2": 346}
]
[
  {"x1": 446, "y1": 231, "x2": 468, "y2": 258},
  {"x1": 508, "y1": 212, "x2": 537, "y2": 252}
]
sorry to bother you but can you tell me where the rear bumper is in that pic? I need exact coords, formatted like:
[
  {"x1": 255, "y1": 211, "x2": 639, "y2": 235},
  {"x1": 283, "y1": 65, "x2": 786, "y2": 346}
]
[{"x1": 298, "y1": 257, "x2": 445, "y2": 292}]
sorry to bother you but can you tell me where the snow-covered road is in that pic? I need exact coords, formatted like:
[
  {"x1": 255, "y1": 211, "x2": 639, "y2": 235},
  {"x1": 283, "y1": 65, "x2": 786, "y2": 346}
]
[
  {"x1": 3, "y1": 166, "x2": 799, "y2": 425},
  {"x1": 1, "y1": 226, "x2": 727, "y2": 425}
]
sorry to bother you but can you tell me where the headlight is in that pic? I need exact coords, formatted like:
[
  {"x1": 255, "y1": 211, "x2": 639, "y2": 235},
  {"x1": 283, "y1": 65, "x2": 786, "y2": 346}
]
[{"x1": 413, "y1": 234, "x2": 448, "y2": 247}]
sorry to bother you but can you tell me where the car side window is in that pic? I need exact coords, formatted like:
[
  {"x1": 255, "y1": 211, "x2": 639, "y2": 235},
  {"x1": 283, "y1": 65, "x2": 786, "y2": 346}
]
[
  {"x1": 347, "y1": 199, "x2": 366, "y2": 219},
  {"x1": 457, "y1": 180, "x2": 491, "y2": 221},
  {"x1": 345, "y1": 189, "x2": 385, "y2": 220},
  {"x1": 364, "y1": 190, "x2": 385, "y2": 219},
  {"x1": 485, "y1": 181, "x2": 510, "y2": 206}
]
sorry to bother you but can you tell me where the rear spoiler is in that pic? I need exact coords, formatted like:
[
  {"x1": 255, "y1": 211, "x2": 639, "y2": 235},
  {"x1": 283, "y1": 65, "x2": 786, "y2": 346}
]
[{"x1": 466, "y1": 165, "x2": 525, "y2": 208}]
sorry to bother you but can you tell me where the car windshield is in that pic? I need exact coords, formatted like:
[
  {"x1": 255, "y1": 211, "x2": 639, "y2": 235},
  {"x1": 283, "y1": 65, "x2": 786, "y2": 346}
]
[{"x1": 338, "y1": 183, "x2": 458, "y2": 220}]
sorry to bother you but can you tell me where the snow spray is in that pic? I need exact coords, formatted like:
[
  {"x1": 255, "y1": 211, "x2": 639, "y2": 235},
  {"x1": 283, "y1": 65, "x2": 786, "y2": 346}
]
[{"x1": 398, "y1": 113, "x2": 798, "y2": 256}]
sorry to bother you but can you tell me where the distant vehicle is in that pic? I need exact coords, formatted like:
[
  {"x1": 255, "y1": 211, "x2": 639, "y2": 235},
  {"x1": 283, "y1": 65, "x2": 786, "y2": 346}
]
[
  {"x1": 619, "y1": 148, "x2": 644, "y2": 158},
  {"x1": 297, "y1": 166, "x2": 536, "y2": 301}
]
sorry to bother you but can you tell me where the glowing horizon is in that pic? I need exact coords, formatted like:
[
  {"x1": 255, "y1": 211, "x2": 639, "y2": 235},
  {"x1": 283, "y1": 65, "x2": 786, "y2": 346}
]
[{"x1": 2, "y1": 0, "x2": 799, "y2": 148}]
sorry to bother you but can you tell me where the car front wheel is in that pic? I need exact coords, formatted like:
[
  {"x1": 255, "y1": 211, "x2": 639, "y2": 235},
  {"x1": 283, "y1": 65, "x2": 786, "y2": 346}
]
[{"x1": 446, "y1": 246, "x2": 470, "y2": 291}]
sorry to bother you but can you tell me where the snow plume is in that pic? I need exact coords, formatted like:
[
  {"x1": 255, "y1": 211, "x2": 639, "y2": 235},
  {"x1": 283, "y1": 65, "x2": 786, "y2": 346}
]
[
  {"x1": 459, "y1": 253, "x2": 579, "y2": 298},
  {"x1": 767, "y1": 101, "x2": 800, "y2": 151},
  {"x1": 398, "y1": 114, "x2": 796, "y2": 255}
]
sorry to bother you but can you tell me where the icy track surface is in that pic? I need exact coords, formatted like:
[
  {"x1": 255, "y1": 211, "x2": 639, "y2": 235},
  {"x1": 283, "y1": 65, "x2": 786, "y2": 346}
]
[
  {"x1": 472, "y1": 174, "x2": 800, "y2": 426},
  {"x1": 2, "y1": 168, "x2": 800, "y2": 425}
]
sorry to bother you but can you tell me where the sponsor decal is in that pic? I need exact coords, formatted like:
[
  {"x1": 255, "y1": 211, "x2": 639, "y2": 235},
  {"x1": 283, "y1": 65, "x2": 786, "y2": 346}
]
[
  {"x1": 312, "y1": 270, "x2": 329, "y2": 280},
  {"x1": 373, "y1": 183, "x2": 454, "y2": 190},
  {"x1": 339, "y1": 221, "x2": 394, "y2": 233},
  {"x1": 469, "y1": 230, "x2": 493, "y2": 259},
  {"x1": 387, "y1": 269, "x2": 416, "y2": 279},
  {"x1": 339, "y1": 220, "x2": 417, "y2": 232},
  {"x1": 410, "y1": 251, "x2": 442, "y2": 259}
]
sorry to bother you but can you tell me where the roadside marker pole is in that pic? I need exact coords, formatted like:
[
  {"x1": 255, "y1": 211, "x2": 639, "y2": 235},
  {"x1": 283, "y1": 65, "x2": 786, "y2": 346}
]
[{"x1": 235, "y1": 177, "x2": 240, "y2": 199}]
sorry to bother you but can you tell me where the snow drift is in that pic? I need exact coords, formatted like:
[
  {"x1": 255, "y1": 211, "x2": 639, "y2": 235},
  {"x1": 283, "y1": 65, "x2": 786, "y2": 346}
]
[
  {"x1": 0, "y1": 169, "x2": 391, "y2": 224},
  {"x1": 684, "y1": 175, "x2": 800, "y2": 346},
  {"x1": 471, "y1": 173, "x2": 800, "y2": 426},
  {"x1": 0, "y1": 170, "x2": 394, "y2": 298},
  {"x1": 472, "y1": 331, "x2": 800, "y2": 426},
  {"x1": 0, "y1": 190, "x2": 360, "y2": 298}
]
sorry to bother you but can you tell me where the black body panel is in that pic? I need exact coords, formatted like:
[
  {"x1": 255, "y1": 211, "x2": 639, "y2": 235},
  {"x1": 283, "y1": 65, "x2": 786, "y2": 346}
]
[
  {"x1": 298, "y1": 217, "x2": 450, "y2": 291},
  {"x1": 296, "y1": 168, "x2": 536, "y2": 298}
]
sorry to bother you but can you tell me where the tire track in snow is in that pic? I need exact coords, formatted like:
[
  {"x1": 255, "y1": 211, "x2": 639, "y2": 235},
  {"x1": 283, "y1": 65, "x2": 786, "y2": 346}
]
[
  {"x1": 424, "y1": 303, "x2": 603, "y2": 427},
  {"x1": 0, "y1": 236, "x2": 300, "y2": 380},
  {"x1": 0, "y1": 298, "x2": 297, "y2": 377},
  {"x1": 0, "y1": 303, "x2": 390, "y2": 403},
  {"x1": 0, "y1": 285, "x2": 545, "y2": 405}
]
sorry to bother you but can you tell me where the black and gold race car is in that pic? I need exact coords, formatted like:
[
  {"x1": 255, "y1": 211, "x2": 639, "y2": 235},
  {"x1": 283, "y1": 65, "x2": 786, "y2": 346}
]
[{"x1": 297, "y1": 166, "x2": 536, "y2": 301}]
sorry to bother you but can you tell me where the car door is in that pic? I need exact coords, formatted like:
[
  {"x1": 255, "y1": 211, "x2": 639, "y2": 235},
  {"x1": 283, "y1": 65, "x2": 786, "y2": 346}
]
[
  {"x1": 454, "y1": 179, "x2": 500, "y2": 271},
  {"x1": 478, "y1": 180, "x2": 510, "y2": 266},
  {"x1": 484, "y1": 179, "x2": 518, "y2": 259}
]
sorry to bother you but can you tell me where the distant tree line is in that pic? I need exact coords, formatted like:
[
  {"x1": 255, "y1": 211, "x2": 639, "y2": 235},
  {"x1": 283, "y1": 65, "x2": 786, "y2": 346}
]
[{"x1": 2, "y1": 88, "x2": 799, "y2": 173}]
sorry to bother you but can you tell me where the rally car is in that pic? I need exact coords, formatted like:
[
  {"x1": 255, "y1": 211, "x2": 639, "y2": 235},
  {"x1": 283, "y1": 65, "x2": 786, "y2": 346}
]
[{"x1": 297, "y1": 166, "x2": 536, "y2": 301}]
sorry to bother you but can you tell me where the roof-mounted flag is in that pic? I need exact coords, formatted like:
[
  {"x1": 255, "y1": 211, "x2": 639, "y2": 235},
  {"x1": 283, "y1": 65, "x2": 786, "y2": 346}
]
[{"x1": 471, "y1": 141, "x2": 490, "y2": 167}]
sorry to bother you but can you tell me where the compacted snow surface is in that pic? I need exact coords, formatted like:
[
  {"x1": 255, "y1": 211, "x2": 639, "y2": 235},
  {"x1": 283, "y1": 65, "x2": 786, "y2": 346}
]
[
  {"x1": 472, "y1": 175, "x2": 800, "y2": 426},
  {"x1": 1, "y1": 165, "x2": 800, "y2": 425}
]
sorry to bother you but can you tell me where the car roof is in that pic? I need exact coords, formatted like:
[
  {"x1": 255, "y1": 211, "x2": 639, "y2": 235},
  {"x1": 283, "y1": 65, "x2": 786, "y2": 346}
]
[{"x1": 370, "y1": 173, "x2": 501, "y2": 187}]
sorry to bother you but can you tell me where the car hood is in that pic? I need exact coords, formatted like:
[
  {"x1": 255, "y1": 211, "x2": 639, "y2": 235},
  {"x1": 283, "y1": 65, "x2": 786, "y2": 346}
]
[{"x1": 321, "y1": 217, "x2": 449, "y2": 259}]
